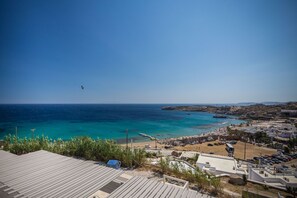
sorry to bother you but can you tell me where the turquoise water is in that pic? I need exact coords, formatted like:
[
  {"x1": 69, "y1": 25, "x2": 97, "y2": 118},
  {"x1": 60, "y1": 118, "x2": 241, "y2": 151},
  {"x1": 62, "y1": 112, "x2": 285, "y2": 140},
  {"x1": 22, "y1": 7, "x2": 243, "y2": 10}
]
[{"x1": 0, "y1": 104, "x2": 243, "y2": 142}]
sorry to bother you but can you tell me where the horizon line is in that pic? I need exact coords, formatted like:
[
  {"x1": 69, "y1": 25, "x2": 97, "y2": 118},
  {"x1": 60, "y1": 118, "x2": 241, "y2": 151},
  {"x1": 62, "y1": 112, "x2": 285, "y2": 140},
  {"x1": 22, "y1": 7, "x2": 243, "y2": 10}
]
[{"x1": 0, "y1": 101, "x2": 295, "y2": 105}]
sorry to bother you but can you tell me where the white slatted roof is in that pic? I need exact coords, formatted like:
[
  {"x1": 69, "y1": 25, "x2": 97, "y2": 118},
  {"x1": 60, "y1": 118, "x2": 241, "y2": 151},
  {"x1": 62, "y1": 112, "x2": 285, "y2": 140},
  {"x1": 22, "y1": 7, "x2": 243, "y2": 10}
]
[
  {"x1": 0, "y1": 150, "x2": 123, "y2": 198},
  {"x1": 0, "y1": 150, "x2": 211, "y2": 198},
  {"x1": 108, "y1": 176, "x2": 211, "y2": 198}
]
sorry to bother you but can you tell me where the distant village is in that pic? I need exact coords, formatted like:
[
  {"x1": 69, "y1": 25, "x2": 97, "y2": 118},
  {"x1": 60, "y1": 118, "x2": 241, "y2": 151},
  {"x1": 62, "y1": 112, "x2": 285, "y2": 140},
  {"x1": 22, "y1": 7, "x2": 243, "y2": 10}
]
[{"x1": 151, "y1": 102, "x2": 297, "y2": 197}]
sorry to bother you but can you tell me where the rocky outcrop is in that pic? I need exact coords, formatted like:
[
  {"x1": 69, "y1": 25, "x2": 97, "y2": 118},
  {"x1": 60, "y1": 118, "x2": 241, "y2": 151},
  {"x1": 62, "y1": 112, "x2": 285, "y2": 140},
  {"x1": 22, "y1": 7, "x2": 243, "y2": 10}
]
[{"x1": 162, "y1": 102, "x2": 297, "y2": 121}]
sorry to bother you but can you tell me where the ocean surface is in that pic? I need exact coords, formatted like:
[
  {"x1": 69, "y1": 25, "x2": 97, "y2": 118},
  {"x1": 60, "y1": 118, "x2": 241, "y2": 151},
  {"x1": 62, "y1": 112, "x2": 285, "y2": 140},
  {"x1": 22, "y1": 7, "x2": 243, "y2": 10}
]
[{"x1": 0, "y1": 104, "x2": 244, "y2": 142}]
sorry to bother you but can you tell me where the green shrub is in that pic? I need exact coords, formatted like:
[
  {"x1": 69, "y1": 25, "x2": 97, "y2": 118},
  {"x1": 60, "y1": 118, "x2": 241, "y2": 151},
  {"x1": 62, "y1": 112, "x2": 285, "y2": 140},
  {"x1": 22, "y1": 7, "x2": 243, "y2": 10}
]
[
  {"x1": 158, "y1": 157, "x2": 221, "y2": 195},
  {"x1": 3, "y1": 135, "x2": 146, "y2": 168}
]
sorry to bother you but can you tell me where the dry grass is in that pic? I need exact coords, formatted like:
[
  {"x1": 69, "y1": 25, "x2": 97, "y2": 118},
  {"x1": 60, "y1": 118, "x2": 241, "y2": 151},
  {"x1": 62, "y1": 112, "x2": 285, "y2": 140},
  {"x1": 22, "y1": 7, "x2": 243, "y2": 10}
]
[{"x1": 173, "y1": 141, "x2": 277, "y2": 160}]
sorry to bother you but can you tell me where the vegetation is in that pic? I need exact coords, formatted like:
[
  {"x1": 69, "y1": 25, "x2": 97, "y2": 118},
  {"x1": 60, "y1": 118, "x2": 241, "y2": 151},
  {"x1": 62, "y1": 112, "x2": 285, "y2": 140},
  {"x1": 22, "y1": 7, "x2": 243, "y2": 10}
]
[
  {"x1": 288, "y1": 138, "x2": 297, "y2": 151},
  {"x1": 253, "y1": 132, "x2": 272, "y2": 144},
  {"x1": 284, "y1": 146, "x2": 290, "y2": 154},
  {"x1": 242, "y1": 174, "x2": 247, "y2": 184},
  {"x1": 145, "y1": 151, "x2": 157, "y2": 158},
  {"x1": 158, "y1": 157, "x2": 221, "y2": 195},
  {"x1": 3, "y1": 135, "x2": 146, "y2": 168},
  {"x1": 227, "y1": 127, "x2": 245, "y2": 138},
  {"x1": 186, "y1": 154, "x2": 199, "y2": 165},
  {"x1": 287, "y1": 186, "x2": 297, "y2": 198}
]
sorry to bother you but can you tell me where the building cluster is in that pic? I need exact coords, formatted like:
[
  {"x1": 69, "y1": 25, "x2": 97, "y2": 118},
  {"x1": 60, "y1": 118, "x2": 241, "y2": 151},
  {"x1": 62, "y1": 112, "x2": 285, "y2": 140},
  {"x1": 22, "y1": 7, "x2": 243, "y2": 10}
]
[
  {"x1": 148, "y1": 145, "x2": 297, "y2": 191},
  {"x1": 194, "y1": 152, "x2": 297, "y2": 190},
  {"x1": 234, "y1": 121, "x2": 297, "y2": 140},
  {"x1": 248, "y1": 165, "x2": 297, "y2": 190}
]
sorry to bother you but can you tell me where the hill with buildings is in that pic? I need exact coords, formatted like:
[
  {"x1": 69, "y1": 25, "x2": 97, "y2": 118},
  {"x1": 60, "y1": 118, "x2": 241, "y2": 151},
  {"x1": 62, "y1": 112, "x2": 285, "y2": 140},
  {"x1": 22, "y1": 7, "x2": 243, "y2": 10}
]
[{"x1": 162, "y1": 102, "x2": 297, "y2": 120}]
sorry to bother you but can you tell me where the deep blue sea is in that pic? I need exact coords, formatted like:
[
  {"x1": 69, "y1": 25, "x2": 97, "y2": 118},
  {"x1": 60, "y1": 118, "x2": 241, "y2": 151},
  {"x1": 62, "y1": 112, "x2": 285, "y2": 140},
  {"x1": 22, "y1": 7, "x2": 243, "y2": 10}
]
[{"x1": 0, "y1": 104, "x2": 243, "y2": 142}]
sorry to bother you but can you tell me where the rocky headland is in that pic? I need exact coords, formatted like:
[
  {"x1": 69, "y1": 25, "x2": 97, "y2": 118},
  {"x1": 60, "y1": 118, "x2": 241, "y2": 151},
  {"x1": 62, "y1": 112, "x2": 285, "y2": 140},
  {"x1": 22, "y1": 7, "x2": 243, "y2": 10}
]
[{"x1": 162, "y1": 102, "x2": 297, "y2": 121}]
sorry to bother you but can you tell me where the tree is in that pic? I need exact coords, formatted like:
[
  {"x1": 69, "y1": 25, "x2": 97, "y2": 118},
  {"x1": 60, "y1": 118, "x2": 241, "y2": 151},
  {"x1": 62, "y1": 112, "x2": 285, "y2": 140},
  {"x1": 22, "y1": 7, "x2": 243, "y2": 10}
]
[
  {"x1": 242, "y1": 174, "x2": 247, "y2": 184},
  {"x1": 284, "y1": 146, "x2": 290, "y2": 154},
  {"x1": 288, "y1": 138, "x2": 297, "y2": 150},
  {"x1": 287, "y1": 186, "x2": 297, "y2": 198},
  {"x1": 253, "y1": 132, "x2": 271, "y2": 144}
]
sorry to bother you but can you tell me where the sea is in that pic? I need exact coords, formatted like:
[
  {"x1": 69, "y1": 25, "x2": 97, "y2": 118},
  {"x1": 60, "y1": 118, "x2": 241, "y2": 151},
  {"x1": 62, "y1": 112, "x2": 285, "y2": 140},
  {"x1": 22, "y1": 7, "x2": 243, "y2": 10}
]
[{"x1": 0, "y1": 104, "x2": 244, "y2": 142}]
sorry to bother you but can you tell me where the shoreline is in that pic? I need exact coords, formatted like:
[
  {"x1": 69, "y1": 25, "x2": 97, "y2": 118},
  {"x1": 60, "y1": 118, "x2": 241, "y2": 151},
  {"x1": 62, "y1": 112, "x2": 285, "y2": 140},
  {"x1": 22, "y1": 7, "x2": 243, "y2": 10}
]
[
  {"x1": 120, "y1": 124, "x2": 233, "y2": 148},
  {"x1": 117, "y1": 116, "x2": 246, "y2": 145}
]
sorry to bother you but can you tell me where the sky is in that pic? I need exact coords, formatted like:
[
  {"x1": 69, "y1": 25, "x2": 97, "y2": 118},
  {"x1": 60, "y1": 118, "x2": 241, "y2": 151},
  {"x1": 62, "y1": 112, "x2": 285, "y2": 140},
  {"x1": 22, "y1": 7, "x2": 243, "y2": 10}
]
[{"x1": 0, "y1": 0, "x2": 297, "y2": 104}]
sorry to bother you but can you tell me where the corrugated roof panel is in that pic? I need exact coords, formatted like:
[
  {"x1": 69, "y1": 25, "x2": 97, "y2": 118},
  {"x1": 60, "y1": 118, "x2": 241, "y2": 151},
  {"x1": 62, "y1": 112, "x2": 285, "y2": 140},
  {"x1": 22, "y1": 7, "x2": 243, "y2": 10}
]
[
  {"x1": 154, "y1": 183, "x2": 169, "y2": 198},
  {"x1": 15, "y1": 160, "x2": 94, "y2": 196},
  {"x1": 132, "y1": 179, "x2": 155, "y2": 198},
  {"x1": 160, "y1": 185, "x2": 175, "y2": 198},
  {"x1": 33, "y1": 166, "x2": 112, "y2": 197},
  {"x1": 72, "y1": 171, "x2": 124, "y2": 198},
  {"x1": 117, "y1": 177, "x2": 149, "y2": 198},
  {"x1": 165, "y1": 186, "x2": 179, "y2": 198},
  {"x1": 138, "y1": 179, "x2": 160, "y2": 198}
]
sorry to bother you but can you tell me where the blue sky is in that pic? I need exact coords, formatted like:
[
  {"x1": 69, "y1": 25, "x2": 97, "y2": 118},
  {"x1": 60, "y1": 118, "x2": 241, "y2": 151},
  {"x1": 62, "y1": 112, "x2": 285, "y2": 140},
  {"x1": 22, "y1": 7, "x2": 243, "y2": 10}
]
[{"x1": 0, "y1": 0, "x2": 297, "y2": 104}]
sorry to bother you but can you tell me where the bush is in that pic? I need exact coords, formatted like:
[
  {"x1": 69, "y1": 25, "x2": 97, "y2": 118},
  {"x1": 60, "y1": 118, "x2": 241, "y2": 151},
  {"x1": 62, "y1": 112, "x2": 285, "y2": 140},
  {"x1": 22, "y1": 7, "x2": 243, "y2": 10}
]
[
  {"x1": 3, "y1": 135, "x2": 146, "y2": 168},
  {"x1": 287, "y1": 186, "x2": 297, "y2": 198},
  {"x1": 284, "y1": 146, "x2": 290, "y2": 154},
  {"x1": 158, "y1": 157, "x2": 221, "y2": 195},
  {"x1": 243, "y1": 174, "x2": 247, "y2": 184},
  {"x1": 187, "y1": 154, "x2": 199, "y2": 165}
]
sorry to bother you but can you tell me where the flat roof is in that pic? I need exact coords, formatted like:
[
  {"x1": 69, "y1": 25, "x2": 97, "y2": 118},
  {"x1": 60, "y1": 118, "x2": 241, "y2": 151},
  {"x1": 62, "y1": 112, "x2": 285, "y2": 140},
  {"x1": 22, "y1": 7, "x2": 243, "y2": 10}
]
[
  {"x1": 197, "y1": 153, "x2": 237, "y2": 174},
  {"x1": 0, "y1": 150, "x2": 210, "y2": 198}
]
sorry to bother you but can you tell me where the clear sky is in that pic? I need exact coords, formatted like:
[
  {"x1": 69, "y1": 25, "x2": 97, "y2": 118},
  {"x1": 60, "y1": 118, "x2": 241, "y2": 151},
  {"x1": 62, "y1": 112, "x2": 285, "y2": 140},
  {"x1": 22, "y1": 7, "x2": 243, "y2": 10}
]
[{"x1": 1, "y1": 0, "x2": 297, "y2": 104}]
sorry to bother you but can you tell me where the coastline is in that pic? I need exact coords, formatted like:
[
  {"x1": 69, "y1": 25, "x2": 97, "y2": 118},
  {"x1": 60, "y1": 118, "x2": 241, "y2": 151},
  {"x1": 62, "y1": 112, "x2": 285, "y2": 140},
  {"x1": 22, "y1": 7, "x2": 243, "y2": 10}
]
[
  {"x1": 120, "y1": 124, "x2": 231, "y2": 148},
  {"x1": 122, "y1": 120, "x2": 278, "y2": 161},
  {"x1": 117, "y1": 115, "x2": 245, "y2": 145}
]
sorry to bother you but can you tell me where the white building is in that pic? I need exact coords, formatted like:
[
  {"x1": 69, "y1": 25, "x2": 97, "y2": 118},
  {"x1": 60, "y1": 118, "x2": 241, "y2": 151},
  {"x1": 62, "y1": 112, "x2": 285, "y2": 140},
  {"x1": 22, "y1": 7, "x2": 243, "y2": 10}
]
[
  {"x1": 248, "y1": 167, "x2": 297, "y2": 190},
  {"x1": 196, "y1": 153, "x2": 247, "y2": 177}
]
